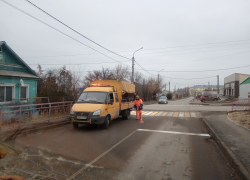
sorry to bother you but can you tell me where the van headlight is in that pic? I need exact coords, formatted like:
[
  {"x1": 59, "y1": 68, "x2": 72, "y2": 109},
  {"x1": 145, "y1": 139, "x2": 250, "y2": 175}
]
[
  {"x1": 93, "y1": 110, "x2": 101, "y2": 116},
  {"x1": 70, "y1": 109, "x2": 74, "y2": 115}
]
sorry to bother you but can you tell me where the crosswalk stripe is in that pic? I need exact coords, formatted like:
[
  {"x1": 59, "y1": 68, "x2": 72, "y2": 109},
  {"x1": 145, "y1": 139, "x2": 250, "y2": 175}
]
[
  {"x1": 150, "y1": 112, "x2": 159, "y2": 116},
  {"x1": 167, "y1": 112, "x2": 174, "y2": 116},
  {"x1": 185, "y1": 112, "x2": 190, "y2": 117},
  {"x1": 161, "y1": 112, "x2": 168, "y2": 116},
  {"x1": 179, "y1": 112, "x2": 184, "y2": 117},
  {"x1": 144, "y1": 111, "x2": 153, "y2": 116},
  {"x1": 190, "y1": 112, "x2": 196, "y2": 117},
  {"x1": 142, "y1": 111, "x2": 149, "y2": 115},
  {"x1": 131, "y1": 111, "x2": 196, "y2": 118},
  {"x1": 173, "y1": 112, "x2": 179, "y2": 117},
  {"x1": 155, "y1": 112, "x2": 164, "y2": 116}
]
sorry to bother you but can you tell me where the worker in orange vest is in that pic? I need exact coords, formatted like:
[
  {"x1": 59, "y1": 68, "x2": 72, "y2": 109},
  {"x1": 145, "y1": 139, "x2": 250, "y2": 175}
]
[{"x1": 134, "y1": 95, "x2": 143, "y2": 120}]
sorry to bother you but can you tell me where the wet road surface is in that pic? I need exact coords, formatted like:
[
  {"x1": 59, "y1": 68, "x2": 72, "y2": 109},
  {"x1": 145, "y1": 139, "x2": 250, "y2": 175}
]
[{"x1": 7, "y1": 111, "x2": 234, "y2": 180}]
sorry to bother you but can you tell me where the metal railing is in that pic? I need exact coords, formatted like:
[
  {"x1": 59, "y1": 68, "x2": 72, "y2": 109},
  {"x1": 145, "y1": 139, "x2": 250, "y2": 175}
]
[
  {"x1": 231, "y1": 98, "x2": 250, "y2": 111},
  {"x1": 0, "y1": 101, "x2": 73, "y2": 132}
]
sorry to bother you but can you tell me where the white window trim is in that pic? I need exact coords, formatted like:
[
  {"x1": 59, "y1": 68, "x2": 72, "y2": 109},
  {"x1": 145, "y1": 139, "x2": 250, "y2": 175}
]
[
  {"x1": 0, "y1": 83, "x2": 16, "y2": 105},
  {"x1": 19, "y1": 84, "x2": 29, "y2": 103}
]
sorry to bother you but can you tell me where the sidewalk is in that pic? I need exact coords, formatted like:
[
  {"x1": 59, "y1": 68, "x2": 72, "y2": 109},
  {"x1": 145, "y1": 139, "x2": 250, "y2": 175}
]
[{"x1": 202, "y1": 111, "x2": 250, "y2": 179}]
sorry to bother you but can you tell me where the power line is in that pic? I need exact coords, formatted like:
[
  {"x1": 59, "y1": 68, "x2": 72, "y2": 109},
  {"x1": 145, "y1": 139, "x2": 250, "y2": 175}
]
[
  {"x1": 143, "y1": 39, "x2": 250, "y2": 50},
  {"x1": 24, "y1": 0, "x2": 131, "y2": 61},
  {"x1": 141, "y1": 50, "x2": 250, "y2": 65},
  {"x1": 0, "y1": 0, "x2": 131, "y2": 67},
  {"x1": 22, "y1": 41, "x2": 250, "y2": 59},
  {"x1": 137, "y1": 46, "x2": 250, "y2": 58},
  {"x1": 138, "y1": 64, "x2": 250, "y2": 73}
]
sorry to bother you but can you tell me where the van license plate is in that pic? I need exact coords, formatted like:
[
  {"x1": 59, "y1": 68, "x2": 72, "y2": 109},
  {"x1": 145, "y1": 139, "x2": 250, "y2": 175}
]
[{"x1": 77, "y1": 116, "x2": 87, "y2": 119}]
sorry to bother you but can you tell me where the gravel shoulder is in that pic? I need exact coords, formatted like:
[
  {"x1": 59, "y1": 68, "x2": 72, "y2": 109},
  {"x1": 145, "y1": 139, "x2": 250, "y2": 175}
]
[{"x1": 228, "y1": 111, "x2": 250, "y2": 130}]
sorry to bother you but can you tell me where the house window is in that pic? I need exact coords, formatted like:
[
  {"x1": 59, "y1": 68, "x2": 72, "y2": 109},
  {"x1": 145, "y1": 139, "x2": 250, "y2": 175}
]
[
  {"x1": 0, "y1": 86, "x2": 14, "y2": 102},
  {"x1": 20, "y1": 86, "x2": 29, "y2": 102}
]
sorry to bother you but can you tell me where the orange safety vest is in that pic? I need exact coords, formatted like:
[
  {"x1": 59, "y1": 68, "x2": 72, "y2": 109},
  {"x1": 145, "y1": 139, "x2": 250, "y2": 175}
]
[{"x1": 134, "y1": 99, "x2": 143, "y2": 110}]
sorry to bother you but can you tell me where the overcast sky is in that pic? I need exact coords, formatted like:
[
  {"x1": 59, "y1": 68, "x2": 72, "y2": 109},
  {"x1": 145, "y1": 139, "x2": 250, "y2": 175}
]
[{"x1": 1, "y1": 0, "x2": 250, "y2": 90}]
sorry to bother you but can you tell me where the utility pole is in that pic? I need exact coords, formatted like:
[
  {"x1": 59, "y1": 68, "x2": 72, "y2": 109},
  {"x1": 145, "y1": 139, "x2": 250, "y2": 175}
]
[
  {"x1": 132, "y1": 57, "x2": 135, "y2": 83},
  {"x1": 158, "y1": 73, "x2": 159, "y2": 85},
  {"x1": 217, "y1": 75, "x2": 219, "y2": 96},
  {"x1": 132, "y1": 47, "x2": 143, "y2": 84},
  {"x1": 157, "y1": 69, "x2": 164, "y2": 92},
  {"x1": 169, "y1": 81, "x2": 170, "y2": 93}
]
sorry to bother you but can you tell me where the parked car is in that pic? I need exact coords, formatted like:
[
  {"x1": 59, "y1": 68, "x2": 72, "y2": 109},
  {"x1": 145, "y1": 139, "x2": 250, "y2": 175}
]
[
  {"x1": 200, "y1": 95, "x2": 220, "y2": 102},
  {"x1": 158, "y1": 96, "x2": 168, "y2": 104}
]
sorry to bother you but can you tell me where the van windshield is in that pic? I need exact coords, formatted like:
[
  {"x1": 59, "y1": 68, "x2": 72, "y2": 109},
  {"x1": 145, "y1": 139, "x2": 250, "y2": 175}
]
[{"x1": 77, "y1": 92, "x2": 108, "y2": 104}]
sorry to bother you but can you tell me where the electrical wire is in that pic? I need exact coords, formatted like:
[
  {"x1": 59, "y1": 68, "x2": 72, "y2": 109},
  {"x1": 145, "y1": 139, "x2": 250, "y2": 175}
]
[
  {"x1": 141, "y1": 50, "x2": 250, "y2": 65},
  {"x1": 137, "y1": 46, "x2": 250, "y2": 58},
  {"x1": 142, "y1": 39, "x2": 250, "y2": 50},
  {"x1": 0, "y1": 0, "x2": 131, "y2": 67},
  {"x1": 22, "y1": 41, "x2": 250, "y2": 59},
  {"x1": 138, "y1": 64, "x2": 250, "y2": 73},
  {"x1": 24, "y1": 0, "x2": 131, "y2": 60}
]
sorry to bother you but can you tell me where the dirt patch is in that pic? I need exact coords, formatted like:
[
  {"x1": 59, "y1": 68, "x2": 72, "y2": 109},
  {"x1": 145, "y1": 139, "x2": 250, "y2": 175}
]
[{"x1": 228, "y1": 111, "x2": 250, "y2": 130}]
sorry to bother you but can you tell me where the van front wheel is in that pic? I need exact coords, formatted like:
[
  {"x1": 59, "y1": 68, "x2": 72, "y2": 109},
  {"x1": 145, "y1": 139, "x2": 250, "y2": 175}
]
[
  {"x1": 103, "y1": 116, "x2": 110, "y2": 129},
  {"x1": 73, "y1": 122, "x2": 78, "y2": 129}
]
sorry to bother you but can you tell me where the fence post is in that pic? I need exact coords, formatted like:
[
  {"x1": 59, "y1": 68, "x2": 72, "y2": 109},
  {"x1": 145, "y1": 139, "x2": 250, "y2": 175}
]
[
  {"x1": 231, "y1": 100, "x2": 233, "y2": 112},
  {"x1": 249, "y1": 99, "x2": 250, "y2": 111},
  {"x1": 49, "y1": 103, "x2": 51, "y2": 122},
  {"x1": 19, "y1": 106, "x2": 21, "y2": 128},
  {"x1": 0, "y1": 108, "x2": 2, "y2": 128}
]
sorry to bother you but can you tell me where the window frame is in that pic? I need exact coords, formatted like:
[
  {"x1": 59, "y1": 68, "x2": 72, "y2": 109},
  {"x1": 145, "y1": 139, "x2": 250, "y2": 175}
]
[
  {"x1": 0, "y1": 83, "x2": 15, "y2": 104},
  {"x1": 19, "y1": 84, "x2": 29, "y2": 103},
  {"x1": 114, "y1": 93, "x2": 119, "y2": 102}
]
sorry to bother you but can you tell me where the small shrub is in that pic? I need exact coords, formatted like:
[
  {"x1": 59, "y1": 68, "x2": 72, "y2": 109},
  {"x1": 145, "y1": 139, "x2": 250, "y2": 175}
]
[{"x1": 167, "y1": 93, "x2": 172, "y2": 100}]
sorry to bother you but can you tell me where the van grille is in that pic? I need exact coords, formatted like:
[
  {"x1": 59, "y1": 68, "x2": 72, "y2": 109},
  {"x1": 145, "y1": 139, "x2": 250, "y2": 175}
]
[{"x1": 75, "y1": 112, "x2": 90, "y2": 116}]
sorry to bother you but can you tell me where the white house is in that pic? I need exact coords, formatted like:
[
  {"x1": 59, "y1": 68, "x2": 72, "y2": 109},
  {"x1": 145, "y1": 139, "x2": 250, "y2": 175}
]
[{"x1": 239, "y1": 77, "x2": 250, "y2": 99}]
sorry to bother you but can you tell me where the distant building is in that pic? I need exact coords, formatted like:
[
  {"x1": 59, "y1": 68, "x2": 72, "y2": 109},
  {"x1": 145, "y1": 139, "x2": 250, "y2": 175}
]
[
  {"x1": 224, "y1": 73, "x2": 250, "y2": 98},
  {"x1": 239, "y1": 77, "x2": 250, "y2": 99},
  {"x1": 0, "y1": 41, "x2": 39, "y2": 106}
]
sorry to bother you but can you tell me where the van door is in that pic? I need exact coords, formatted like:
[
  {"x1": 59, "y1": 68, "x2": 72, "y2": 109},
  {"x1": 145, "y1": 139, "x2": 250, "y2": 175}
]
[{"x1": 107, "y1": 92, "x2": 116, "y2": 119}]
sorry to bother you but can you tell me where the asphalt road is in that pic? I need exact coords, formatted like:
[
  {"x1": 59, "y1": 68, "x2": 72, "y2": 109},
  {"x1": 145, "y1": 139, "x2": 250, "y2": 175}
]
[
  {"x1": 5, "y1": 98, "x2": 234, "y2": 180},
  {"x1": 144, "y1": 97, "x2": 231, "y2": 112}
]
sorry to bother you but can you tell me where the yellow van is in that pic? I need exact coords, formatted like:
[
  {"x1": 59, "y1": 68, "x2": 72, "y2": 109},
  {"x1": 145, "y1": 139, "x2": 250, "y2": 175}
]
[{"x1": 69, "y1": 80, "x2": 135, "y2": 129}]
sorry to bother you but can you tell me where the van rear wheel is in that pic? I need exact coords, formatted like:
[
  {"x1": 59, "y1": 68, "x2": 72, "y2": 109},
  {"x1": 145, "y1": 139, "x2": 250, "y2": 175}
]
[{"x1": 122, "y1": 110, "x2": 130, "y2": 120}]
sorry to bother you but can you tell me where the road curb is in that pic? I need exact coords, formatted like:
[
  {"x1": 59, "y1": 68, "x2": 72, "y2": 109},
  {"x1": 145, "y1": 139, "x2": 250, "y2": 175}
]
[{"x1": 201, "y1": 118, "x2": 250, "y2": 180}]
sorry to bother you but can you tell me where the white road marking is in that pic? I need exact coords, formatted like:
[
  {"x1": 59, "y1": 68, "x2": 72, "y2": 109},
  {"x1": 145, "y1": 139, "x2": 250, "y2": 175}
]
[
  {"x1": 137, "y1": 129, "x2": 210, "y2": 137},
  {"x1": 162, "y1": 105, "x2": 202, "y2": 107},
  {"x1": 190, "y1": 112, "x2": 196, "y2": 117},
  {"x1": 67, "y1": 130, "x2": 138, "y2": 180},
  {"x1": 167, "y1": 112, "x2": 174, "y2": 116},
  {"x1": 155, "y1": 112, "x2": 164, "y2": 116},
  {"x1": 179, "y1": 112, "x2": 184, "y2": 117},
  {"x1": 144, "y1": 111, "x2": 154, "y2": 116}
]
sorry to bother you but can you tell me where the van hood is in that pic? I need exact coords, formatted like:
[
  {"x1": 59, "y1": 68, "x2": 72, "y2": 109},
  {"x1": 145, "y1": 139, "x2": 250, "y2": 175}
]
[{"x1": 72, "y1": 103, "x2": 104, "y2": 112}]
